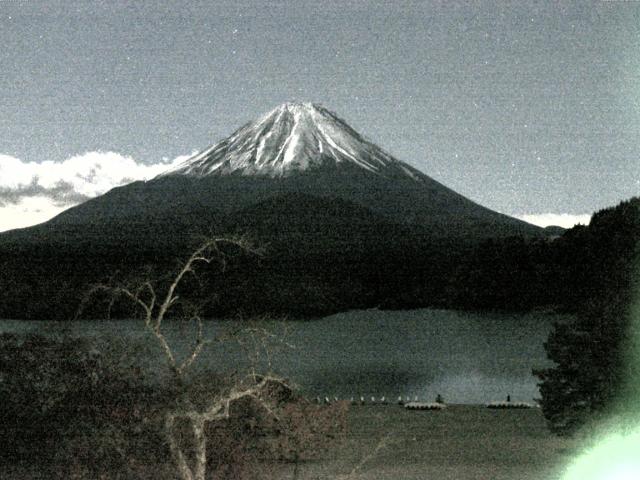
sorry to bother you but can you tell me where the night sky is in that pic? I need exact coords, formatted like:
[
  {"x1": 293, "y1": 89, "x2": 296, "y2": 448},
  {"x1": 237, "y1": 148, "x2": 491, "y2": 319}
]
[{"x1": 1, "y1": 0, "x2": 639, "y2": 231}]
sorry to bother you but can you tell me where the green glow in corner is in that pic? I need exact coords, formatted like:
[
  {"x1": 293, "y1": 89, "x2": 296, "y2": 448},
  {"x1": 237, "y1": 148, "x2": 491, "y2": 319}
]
[
  {"x1": 561, "y1": 428, "x2": 640, "y2": 479},
  {"x1": 561, "y1": 254, "x2": 640, "y2": 480}
]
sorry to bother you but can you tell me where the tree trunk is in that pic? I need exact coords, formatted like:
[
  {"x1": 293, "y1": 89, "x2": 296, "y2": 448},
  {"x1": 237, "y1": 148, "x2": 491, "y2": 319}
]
[
  {"x1": 165, "y1": 412, "x2": 195, "y2": 480},
  {"x1": 193, "y1": 417, "x2": 207, "y2": 480},
  {"x1": 165, "y1": 411, "x2": 210, "y2": 480}
]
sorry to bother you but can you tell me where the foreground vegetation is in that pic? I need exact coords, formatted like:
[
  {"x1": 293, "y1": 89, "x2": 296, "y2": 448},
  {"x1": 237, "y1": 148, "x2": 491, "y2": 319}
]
[
  {"x1": 0, "y1": 330, "x2": 349, "y2": 479},
  {"x1": 0, "y1": 400, "x2": 580, "y2": 480}
]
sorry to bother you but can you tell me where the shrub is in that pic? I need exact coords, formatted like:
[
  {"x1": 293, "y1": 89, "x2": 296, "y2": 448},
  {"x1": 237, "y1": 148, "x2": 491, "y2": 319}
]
[
  {"x1": 0, "y1": 332, "x2": 162, "y2": 476},
  {"x1": 0, "y1": 332, "x2": 349, "y2": 478}
]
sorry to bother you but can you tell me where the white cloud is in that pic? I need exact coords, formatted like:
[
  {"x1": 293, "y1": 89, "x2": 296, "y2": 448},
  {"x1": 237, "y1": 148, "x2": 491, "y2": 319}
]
[
  {"x1": 0, "y1": 151, "x2": 193, "y2": 232},
  {"x1": 0, "y1": 151, "x2": 596, "y2": 233},
  {"x1": 0, "y1": 196, "x2": 70, "y2": 232},
  {"x1": 515, "y1": 213, "x2": 591, "y2": 229}
]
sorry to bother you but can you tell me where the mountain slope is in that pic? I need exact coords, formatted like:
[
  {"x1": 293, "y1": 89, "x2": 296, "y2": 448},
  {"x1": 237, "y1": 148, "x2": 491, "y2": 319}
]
[
  {"x1": 23, "y1": 102, "x2": 542, "y2": 243},
  {"x1": 0, "y1": 102, "x2": 548, "y2": 319}
]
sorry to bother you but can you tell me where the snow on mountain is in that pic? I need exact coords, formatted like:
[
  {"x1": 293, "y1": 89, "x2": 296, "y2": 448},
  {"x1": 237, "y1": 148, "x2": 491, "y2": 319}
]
[
  {"x1": 2, "y1": 101, "x2": 543, "y2": 244},
  {"x1": 162, "y1": 102, "x2": 422, "y2": 180}
]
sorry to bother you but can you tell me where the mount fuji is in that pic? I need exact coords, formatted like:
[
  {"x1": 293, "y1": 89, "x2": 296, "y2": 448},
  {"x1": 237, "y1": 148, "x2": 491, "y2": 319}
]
[
  {"x1": 0, "y1": 102, "x2": 547, "y2": 318},
  {"x1": 16, "y1": 101, "x2": 541, "y2": 241}
]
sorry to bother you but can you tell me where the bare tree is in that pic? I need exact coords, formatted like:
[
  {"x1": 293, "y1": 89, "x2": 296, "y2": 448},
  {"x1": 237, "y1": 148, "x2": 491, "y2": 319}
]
[
  {"x1": 78, "y1": 236, "x2": 306, "y2": 480},
  {"x1": 164, "y1": 374, "x2": 292, "y2": 480},
  {"x1": 80, "y1": 237, "x2": 257, "y2": 379}
]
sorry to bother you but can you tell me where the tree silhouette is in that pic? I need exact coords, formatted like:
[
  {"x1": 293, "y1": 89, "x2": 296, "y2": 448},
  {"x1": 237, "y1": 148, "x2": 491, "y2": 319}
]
[{"x1": 535, "y1": 198, "x2": 639, "y2": 434}]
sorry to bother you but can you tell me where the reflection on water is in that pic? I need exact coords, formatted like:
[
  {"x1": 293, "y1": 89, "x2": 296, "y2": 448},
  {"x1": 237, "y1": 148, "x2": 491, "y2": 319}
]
[{"x1": 0, "y1": 309, "x2": 569, "y2": 404}]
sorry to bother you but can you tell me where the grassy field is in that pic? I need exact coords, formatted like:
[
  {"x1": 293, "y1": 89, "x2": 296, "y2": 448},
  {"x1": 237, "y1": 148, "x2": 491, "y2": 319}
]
[
  {"x1": 292, "y1": 404, "x2": 580, "y2": 480},
  {"x1": 1, "y1": 404, "x2": 580, "y2": 479}
]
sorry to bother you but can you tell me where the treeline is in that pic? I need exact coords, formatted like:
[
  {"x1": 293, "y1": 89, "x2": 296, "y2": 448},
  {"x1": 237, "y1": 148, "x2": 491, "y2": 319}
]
[
  {"x1": 534, "y1": 197, "x2": 640, "y2": 434},
  {"x1": 454, "y1": 197, "x2": 638, "y2": 313},
  {"x1": 0, "y1": 197, "x2": 637, "y2": 320}
]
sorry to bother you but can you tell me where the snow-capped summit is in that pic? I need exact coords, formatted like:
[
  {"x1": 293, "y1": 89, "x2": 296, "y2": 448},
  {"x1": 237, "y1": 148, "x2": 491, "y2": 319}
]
[{"x1": 162, "y1": 102, "x2": 421, "y2": 179}]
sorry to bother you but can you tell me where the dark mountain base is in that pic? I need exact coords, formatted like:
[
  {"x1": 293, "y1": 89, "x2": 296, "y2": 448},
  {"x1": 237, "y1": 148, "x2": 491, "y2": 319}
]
[{"x1": 1, "y1": 196, "x2": 636, "y2": 321}]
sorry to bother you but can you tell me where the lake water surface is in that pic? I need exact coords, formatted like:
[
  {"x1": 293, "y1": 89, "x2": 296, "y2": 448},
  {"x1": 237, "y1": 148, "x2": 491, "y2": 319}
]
[{"x1": 0, "y1": 309, "x2": 568, "y2": 404}]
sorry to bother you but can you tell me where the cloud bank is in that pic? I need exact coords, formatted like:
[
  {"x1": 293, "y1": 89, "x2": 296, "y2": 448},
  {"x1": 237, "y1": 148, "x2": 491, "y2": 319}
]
[
  {"x1": 0, "y1": 151, "x2": 191, "y2": 232},
  {"x1": 0, "y1": 151, "x2": 593, "y2": 233},
  {"x1": 515, "y1": 213, "x2": 591, "y2": 229}
]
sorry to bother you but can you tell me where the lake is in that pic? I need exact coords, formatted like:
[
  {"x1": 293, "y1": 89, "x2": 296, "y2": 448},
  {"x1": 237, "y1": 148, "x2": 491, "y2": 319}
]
[{"x1": 0, "y1": 308, "x2": 567, "y2": 404}]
